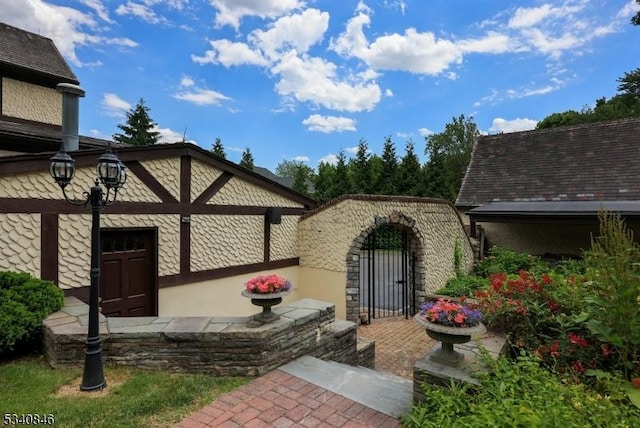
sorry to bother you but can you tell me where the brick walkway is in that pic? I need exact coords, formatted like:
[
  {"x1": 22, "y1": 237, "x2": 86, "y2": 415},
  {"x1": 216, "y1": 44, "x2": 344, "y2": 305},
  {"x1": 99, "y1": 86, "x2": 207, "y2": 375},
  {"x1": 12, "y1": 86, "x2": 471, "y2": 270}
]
[
  {"x1": 176, "y1": 316, "x2": 427, "y2": 427},
  {"x1": 357, "y1": 315, "x2": 435, "y2": 379},
  {"x1": 175, "y1": 369, "x2": 399, "y2": 427}
]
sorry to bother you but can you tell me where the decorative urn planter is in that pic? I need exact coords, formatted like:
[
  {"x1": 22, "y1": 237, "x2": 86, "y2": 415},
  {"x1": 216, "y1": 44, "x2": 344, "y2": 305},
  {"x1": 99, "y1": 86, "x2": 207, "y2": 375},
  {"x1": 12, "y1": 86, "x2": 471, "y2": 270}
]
[
  {"x1": 242, "y1": 290, "x2": 290, "y2": 328},
  {"x1": 414, "y1": 313, "x2": 486, "y2": 367}
]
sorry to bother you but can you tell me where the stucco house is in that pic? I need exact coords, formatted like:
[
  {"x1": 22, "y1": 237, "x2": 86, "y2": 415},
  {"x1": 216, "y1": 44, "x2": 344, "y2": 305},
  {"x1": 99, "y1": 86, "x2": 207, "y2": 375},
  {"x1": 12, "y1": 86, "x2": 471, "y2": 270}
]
[
  {"x1": 1, "y1": 21, "x2": 473, "y2": 323},
  {"x1": 456, "y1": 118, "x2": 640, "y2": 258}
]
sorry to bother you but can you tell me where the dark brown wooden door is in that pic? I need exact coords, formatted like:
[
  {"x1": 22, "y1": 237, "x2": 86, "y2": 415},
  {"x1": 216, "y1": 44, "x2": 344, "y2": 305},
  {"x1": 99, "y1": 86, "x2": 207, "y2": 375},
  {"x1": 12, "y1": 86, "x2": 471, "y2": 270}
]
[{"x1": 100, "y1": 229, "x2": 157, "y2": 317}]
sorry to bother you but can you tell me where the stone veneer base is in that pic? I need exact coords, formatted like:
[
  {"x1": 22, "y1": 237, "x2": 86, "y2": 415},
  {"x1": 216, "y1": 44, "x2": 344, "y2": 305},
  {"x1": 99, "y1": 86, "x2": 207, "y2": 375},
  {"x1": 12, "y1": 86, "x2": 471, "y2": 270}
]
[{"x1": 44, "y1": 297, "x2": 368, "y2": 377}]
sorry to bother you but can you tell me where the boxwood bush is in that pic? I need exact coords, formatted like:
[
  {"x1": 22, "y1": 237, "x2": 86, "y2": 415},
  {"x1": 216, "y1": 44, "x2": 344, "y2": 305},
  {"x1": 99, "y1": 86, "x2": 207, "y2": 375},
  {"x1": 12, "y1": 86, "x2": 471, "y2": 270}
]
[{"x1": 0, "y1": 271, "x2": 64, "y2": 355}]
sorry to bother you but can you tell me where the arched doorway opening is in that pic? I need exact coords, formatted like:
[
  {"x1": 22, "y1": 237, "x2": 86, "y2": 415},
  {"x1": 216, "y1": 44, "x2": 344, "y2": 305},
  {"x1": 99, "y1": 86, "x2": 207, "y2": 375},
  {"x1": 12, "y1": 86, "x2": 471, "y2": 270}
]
[{"x1": 345, "y1": 212, "x2": 425, "y2": 324}]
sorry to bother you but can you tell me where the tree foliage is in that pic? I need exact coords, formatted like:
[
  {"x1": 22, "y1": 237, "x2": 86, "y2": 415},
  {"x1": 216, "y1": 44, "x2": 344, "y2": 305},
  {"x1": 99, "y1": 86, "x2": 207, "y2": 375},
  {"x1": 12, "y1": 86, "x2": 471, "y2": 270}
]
[
  {"x1": 632, "y1": 0, "x2": 640, "y2": 26},
  {"x1": 113, "y1": 98, "x2": 160, "y2": 146},
  {"x1": 537, "y1": 68, "x2": 640, "y2": 129},
  {"x1": 210, "y1": 137, "x2": 226, "y2": 158},
  {"x1": 275, "y1": 159, "x2": 314, "y2": 196},
  {"x1": 239, "y1": 147, "x2": 254, "y2": 170}
]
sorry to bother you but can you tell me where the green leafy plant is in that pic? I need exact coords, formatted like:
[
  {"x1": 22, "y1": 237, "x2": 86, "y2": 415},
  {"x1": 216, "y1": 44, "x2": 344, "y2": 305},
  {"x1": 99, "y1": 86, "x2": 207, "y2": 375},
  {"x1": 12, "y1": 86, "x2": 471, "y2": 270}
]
[
  {"x1": 582, "y1": 211, "x2": 640, "y2": 380},
  {"x1": 402, "y1": 354, "x2": 640, "y2": 427},
  {"x1": 0, "y1": 272, "x2": 63, "y2": 355},
  {"x1": 475, "y1": 246, "x2": 547, "y2": 277},
  {"x1": 437, "y1": 275, "x2": 489, "y2": 297}
]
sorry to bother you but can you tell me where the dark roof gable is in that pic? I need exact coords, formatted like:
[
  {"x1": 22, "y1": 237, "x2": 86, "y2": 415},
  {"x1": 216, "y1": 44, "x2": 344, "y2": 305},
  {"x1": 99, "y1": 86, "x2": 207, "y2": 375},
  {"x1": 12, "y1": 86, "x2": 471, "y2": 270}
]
[
  {"x1": 0, "y1": 22, "x2": 78, "y2": 85},
  {"x1": 456, "y1": 118, "x2": 640, "y2": 207}
]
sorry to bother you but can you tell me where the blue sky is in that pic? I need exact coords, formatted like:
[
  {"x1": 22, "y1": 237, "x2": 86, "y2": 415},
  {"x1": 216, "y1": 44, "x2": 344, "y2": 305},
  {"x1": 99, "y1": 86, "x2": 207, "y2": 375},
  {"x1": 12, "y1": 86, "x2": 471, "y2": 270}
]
[{"x1": 4, "y1": 1, "x2": 640, "y2": 170}]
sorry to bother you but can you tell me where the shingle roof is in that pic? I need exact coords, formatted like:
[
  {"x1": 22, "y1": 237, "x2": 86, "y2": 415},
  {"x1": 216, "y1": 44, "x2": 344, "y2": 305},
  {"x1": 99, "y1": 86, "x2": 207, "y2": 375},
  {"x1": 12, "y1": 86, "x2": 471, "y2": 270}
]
[
  {"x1": 456, "y1": 118, "x2": 640, "y2": 208},
  {"x1": 0, "y1": 22, "x2": 78, "y2": 84}
]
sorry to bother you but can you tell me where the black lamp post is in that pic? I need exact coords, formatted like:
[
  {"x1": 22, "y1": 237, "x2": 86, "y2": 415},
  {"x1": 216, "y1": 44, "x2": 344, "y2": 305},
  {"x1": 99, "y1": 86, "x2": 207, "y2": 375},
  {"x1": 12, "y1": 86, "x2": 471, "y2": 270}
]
[{"x1": 50, "y1": 146, "x2": 126, "y2": 391}]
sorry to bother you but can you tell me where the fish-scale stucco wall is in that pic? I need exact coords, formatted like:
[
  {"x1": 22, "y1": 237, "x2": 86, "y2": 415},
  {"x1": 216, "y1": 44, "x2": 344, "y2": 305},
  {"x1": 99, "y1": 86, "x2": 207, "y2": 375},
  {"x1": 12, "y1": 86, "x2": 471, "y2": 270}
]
[
  {"x1": 58, "y1": 214, "x2": 180, "y2": 289},
  {"x1": 141, "y1": 158, "x2": 180, "y2": 201},
  {"x1": 208, "y1": 176, "x2": 304, "y2": 207},
  {"x1": 190, "y1": 215, "x2": 264, "y2": 271},
  {"x1": 0, "y1": 213, "x2": 41, "y2": 275},
  {"x1": 298, "y1": 198, "x2": 474, "y2": 293},
  {"x1": 270, "y1": 216, "x2": 299, "y2": 261},
  {"x1": 2, "y1": 78, "x2": 61, "y2": 125},
  {"x1": 191, "y1": 159, "x2": 223, "y2": 202},
  {"x1": 0, "y1": 166, "x2": 160, "y2": 203}
]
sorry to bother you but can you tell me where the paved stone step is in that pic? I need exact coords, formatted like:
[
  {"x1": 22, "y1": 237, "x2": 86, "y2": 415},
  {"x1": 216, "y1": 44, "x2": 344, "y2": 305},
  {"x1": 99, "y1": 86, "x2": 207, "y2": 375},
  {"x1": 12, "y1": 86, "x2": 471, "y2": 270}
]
[{"x1": 280, "y1": 355, "x2": 413, "y2": 418}]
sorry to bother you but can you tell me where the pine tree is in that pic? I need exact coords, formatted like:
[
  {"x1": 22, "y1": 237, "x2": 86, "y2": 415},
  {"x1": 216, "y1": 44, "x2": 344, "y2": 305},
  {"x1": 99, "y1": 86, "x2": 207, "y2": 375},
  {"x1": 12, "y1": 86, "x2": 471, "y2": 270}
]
[
  {"x1": 349, "y1": 139, "x2": 371, "y2": 194},
  {"x1": 211, "y1": 137, "x2": 226, "y2": 158},
  {"x1": 377, "y1": 136, "x2": 398, "y2": 195},
  {"x1": 113, "y1": 98, "x2": 160, "y2": 146},
  {"x1": 397, "y1": 141, "x2": 423, "y2": 196},
  {"x1": 239, "y1": 147, "x2": 254, "y2": 170},
  {"x1": 332, "y1": 151, "x2": 351, "y2": 198}
]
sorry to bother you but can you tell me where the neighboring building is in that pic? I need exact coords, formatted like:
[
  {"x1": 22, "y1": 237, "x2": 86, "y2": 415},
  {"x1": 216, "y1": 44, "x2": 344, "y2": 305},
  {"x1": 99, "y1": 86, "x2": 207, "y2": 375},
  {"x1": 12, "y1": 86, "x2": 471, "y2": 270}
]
[
  {"x1": 0, "y1": 21, "x2": 473, "y2": 322},
  {"x1": 456, "y1": 118, "x2": 640, "y2": 257}
]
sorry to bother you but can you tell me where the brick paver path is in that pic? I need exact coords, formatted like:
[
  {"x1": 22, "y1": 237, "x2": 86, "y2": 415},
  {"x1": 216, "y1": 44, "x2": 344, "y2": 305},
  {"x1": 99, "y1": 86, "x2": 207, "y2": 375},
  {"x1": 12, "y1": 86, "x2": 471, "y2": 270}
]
[
  {"x1": 357, "y1": 315, "x2": 435, "y2": 379},
  {"x1": 175, "y1": 369, "x2": 400, "y2": 427},
  {"x1": 177, "y1": 316, "x2": 429, "y2": 427}
]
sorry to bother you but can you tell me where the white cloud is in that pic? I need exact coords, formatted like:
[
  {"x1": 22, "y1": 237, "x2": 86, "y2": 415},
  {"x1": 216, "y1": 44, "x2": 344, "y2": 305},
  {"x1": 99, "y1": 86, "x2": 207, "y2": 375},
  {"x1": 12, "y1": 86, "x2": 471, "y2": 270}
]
[
  {"x1": 293, "y1": 156, "x2": 310, "y2": 162},
  {"x1": 250, "y1": 9, "x2": 329, "y2": 59},
  {"x1": 345, "y1": 146, "x2": 359, "y2": 155},
  {"x1": 489, "y1": 117, "x2": 538, "y2": 134},
  {"x1": 115, "y1": 1, "x2": 168, "y2": 25},
  {"x1": 154, "y1": 126, "x2": 194, "y2": 144},
  {"x1": 101, "y1": 93, "x2": 131, "y2": 117},
  {"x1": 508, "y1": 4, "x2": 554, "y2": 29},
  {"x1": 457, "y1": 31, "x2": 517, "y2": 54},
  {"x1": 332, "y1": 12, "x2": 463, "y2": 75},
  {"x1": 318, "y1": 154, "x2": 339, "y2": 165},
  {"x1": 210, "y1": 0, "x2": 304, "y2": 29},
  {"x1": 173, "y1": 87, "x2": 231, "y2": 106},
  {"x1": 180, "y1": 76, "x2": 195, "y2": 87},
  {"x1": 1, "y1": 0, "x2": 137, "y2": 67},
  {"x1": 81, "y1": 0, "x2": 113, "y2": 23},
  {"x1": 273, "y1": 52, "x2": 381, "y2": 112},
  {"x1": 302, "y1": 114, "x2": 357, "y2": 133},
  {"x1": 192, "y1": 39, "x2": 268, "y2": 67},
  {"x1": 618, "y1": 0, "x2": 640, "y2": 18},
  {"x1": 418, "y1": 128, "x2": 434, "y2": 137},
  {"x1": 384, "y1": 89, "x2": 394, "y2": 97}
]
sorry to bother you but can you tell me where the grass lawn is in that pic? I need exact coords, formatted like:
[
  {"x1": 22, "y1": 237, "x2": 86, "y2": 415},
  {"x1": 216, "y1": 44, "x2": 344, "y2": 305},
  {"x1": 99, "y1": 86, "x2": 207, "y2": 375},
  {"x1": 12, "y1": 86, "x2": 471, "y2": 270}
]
[{"x1": 0, "y1": 356, "x2": 248, "y2": 427}]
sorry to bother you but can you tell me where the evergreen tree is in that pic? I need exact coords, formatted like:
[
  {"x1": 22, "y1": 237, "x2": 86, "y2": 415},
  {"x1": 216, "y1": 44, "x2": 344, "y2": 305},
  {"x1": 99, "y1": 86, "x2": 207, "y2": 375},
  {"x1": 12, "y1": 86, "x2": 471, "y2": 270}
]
[
  {"x1": 292, "y1": 166, "x2": 311, "y2": 196},
  {"x1": 314, "y1": 161, "x2": 336, "y2": 203},
  {"x1": 332, "y1": 150, "x2": 351, "y2": 198},
  {"x1": 397, "y1": 141, "x2": 423, "y2": 196},
  {"x1": 377, "y1": 136, "x2": 398, "y2": 195},
  {"x1": 632, "y1": 0, "x2": 640, "y2": 25},
  {"x1": 349, "y1": 139, "x2": 371, "y2": 193},
  {"x1": 210, "y1": 137, "x2": 226, "y2": 158},
  {"x1": 113, "y1": 98, "x2": 160, "y2": 146},
  {"x1": 239, "y1": 147, "x2": 254, "y2": 170}
]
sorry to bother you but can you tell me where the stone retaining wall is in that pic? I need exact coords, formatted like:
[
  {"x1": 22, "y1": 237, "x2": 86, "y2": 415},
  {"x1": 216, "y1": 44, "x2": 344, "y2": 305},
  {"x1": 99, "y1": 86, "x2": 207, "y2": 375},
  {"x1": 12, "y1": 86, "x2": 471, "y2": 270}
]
[{"x1": 44, "y1": 297, "x2": 367, "y2": 376}]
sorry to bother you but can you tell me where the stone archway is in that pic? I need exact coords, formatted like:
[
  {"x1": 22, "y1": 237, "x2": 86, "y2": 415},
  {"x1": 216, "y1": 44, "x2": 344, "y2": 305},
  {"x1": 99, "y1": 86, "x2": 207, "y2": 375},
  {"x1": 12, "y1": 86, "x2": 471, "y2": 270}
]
[{"x1": 345, "y1": 211, "x2": 426, "y2": 324}]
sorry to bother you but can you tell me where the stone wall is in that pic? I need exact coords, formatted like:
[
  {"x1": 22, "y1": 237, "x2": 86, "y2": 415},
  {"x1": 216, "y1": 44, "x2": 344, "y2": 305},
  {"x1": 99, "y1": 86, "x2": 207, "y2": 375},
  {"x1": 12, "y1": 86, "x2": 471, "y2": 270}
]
[{"x1": 44, "y1": 297, "x2": 367, "y2": 376}]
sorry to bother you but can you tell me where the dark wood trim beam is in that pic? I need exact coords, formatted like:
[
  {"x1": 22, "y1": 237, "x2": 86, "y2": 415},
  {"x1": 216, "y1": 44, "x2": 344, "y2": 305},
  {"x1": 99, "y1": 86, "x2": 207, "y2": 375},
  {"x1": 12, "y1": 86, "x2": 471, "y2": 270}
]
[
  {"x1": 0, "y1": 198, "x2": 308, "y2": 216},
  {"x1": 159, "y1": 257, "x2": 299, "y2": 288},
  {"x1": 180, "y1": 155, "x2": 191, "y2": 275},
  {"x1": 63, "y1": 286, "x2": 90, "y2": 303},
  {"x1": 41, "y1": 213, "x2": 58, "y2": 284},
  {"x1": 193, "y1": 171, "x2": 233, "y2": 204},
  {"x1": 263, "y1": 216, "x2": 271, "y2": 263},
  {"x1": 124, "y1": 161, "x2": 178, "y2": 203}
]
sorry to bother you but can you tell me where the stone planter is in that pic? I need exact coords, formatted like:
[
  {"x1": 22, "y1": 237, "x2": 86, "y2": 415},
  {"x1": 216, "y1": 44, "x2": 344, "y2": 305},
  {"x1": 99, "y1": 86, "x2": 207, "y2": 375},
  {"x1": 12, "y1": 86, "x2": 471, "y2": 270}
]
[
  {"x1": 242, "y1": 290, "x2": 290, "y2": 328},
  {"x1": 414, "y1": 313, "x2": 486, "y2": 367}
]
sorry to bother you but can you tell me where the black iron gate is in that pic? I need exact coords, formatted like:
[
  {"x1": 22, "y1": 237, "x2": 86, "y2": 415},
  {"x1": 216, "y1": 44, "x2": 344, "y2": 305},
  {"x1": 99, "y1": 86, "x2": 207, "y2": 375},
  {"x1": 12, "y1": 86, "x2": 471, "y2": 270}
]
[{"x1": 358, "y1": 223, "x2": 415, "y2": 323}]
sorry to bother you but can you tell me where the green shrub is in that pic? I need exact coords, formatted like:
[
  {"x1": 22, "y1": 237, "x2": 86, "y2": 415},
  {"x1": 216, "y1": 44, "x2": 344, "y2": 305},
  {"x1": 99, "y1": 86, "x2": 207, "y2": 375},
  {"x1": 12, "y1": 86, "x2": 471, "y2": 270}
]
[
  {"x1": 582, "y1": 211, "x2": 640, "y2": 380},
  {"x1": 0, "y1": 271, "x2": 63, "y2": 355},
  {"x1": 475, "y1": 246, "x2": 548, "y2": 277},
  {"x1": 437, "y1": 275, "x2": 490, "y2": 297},
  {"x1": 402, "y1": 354, "x2": 640, "y2": 427}
]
